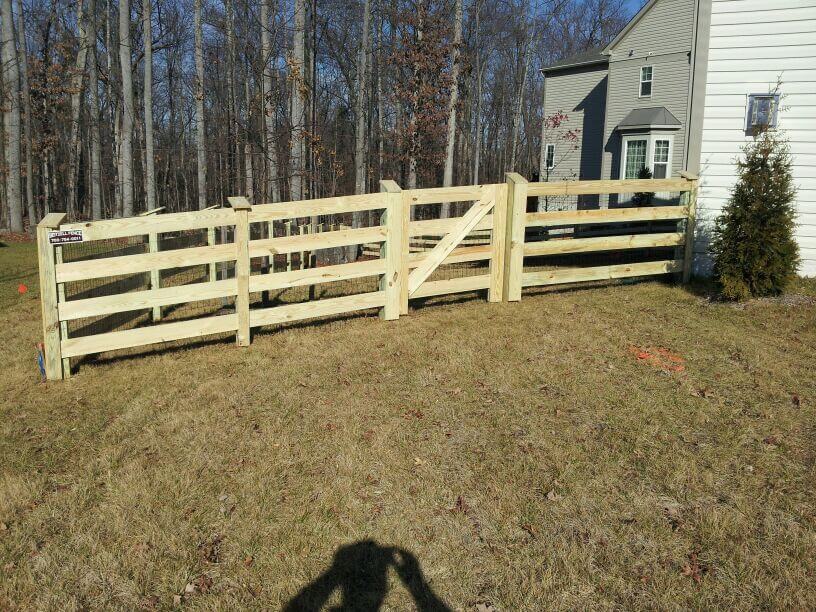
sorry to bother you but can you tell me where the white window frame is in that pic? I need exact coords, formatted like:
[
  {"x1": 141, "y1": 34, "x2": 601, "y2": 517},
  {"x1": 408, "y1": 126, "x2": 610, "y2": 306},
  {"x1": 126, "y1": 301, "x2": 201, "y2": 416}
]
[
  {"x1": 639, "y1": 65, "x2": 654, "y2": 98},
  {"x1": 745, "y1": 93, "x2": 781, "y2": 131},
  {"x1": 545, "y1": 144, "x2": 555, "y2": 170},
  {"x1": 620, "y1": 133, "x2": 674, "y2": 180}
]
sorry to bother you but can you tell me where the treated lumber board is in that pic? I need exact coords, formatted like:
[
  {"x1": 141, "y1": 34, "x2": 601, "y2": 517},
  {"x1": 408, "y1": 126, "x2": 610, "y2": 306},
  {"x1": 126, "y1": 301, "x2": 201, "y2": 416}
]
[
  {"x1": 399, "y1": 191, "x2": 410, "y2": 314},
  {"x1": 248, "y1": 226, "x2": 386, "y2": 257},
  {"x1": 249, "y1": 259, "x2": 386, "y2": 292},
  {"x1": 61, "y1": 313, "x2": 238, "y2": 358},
  {"x1": 60, "y1": 208, "x2": 237, "y2": 240},
  {"x1": 380, "y1": 179, "x2": 403, "y2": 320},
  {"x1": 148, "y1": 232, "x2": 161, "y2": 321},
  {"x1": 504, "y1": 173, "x2": 528, "y2": 301},
  {"x1": 682, "y1": 179, "x2": 698, "y2": 283},
  {"x1": 523, "y1": 232, "x2": 685, "y2": 256},
  {"x1": 409, "y1": 215, "x2": 493, "y2": 236},
  {"x1": 56, "y1": 242, "x2": 236, "y2": 283},
  {"x1": 526, "y1": 205, "x2": 688, "y2": 227},
  {"x1": 58, "y1": 279, "x2": 238, "y2": 321},
  {"x1": 231, "y1": 197, "x2": 252, "y2": 346},
  {"x1": 526, "y1": 178, "x2": 691, "y2": 197},
  {"x1": 411, "y1": 274, "x2": 491, "y2": 299},
  {"x1": 404, "y1": 184, "x2": 486, "y2": 205},
  {"x1": 249, "y1": 291, "x2": 385, "y2": 327},
  {"x1": 248, "y1": 193, "x2": 386, "y2": 222},
  {"x1": 37, "y1": 213, "x2": 67, "y2": 380},
  {"x1": 489, "y1": 183, "x2": 508, "y2": 302},
  {"x1": 408, "y1": 245, "x2": 492, "y2": 267},
  {"x1": 407, "y1": 193, "x2": 496, "y2": 295},
  {"x1": 521, "y1": 259, "x2": 683, "y2": 287}
]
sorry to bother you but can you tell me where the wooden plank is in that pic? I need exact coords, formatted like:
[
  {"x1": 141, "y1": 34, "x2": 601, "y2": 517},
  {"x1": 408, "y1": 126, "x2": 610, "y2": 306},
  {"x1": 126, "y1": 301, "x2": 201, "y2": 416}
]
[
  {"x1": 249, "y1": 259, "x2": 386, "y2": 293},
  {"x1": 408, "y1": 244, "x2": 492, "y2": 267},
  {"x1": 526, "y1": 178, "x2": 691, "y2": 197},
  {"x1": 526, "y1": 205, "x2": 688, "y2": 227},
  {"x1": 380, "y1": 179, "x2": 403, "y2": 320},
  {"x1": 249, "y1": 291, "x2": 385, "y2": 327},
  {"x1": 61, "y1": 313, "x2": 238, "y2": 358},
  {"x1": 504, "y1": 172, "x2": 528, "y2": 302},
  {"x1": 248, "y1": 225, "x2": 386, "y2": 257},
  {"x1": 55, "y1": 246, "x2": 70, "y2": 378},
  {"x1": 58, "y1": 279, "x2": 238, "y2": 321},
  {"x1": 411, "y1": 274, "x2": 491, "y2": 299},
  {"x1": 56, "y1": 242, "x2": 236, "y2": 283},
  {"x1": 37, "y1": 213, "x2": 66, "y2": 380},
  {"x1": 148, "y1": 232, "x2": 162, "y2": 321},
  {"x1": 139, "y1": 206, "x2": 166, "y2": 216},
  {"x1": 400, "y1": 191, "x2": 410, "y2": 314},
  {"x1": 407, "y1": 193, "x2": 496, "y2": 295},
  {"x1": 230, "y1": 196, "x2": 251, "y2": 347},
  {"x1": 521, "y1": 260, "x2": 683, "y2": 287},
  {"x1": 207, "y1": 226, "x2": 217, "y2": 282},
  {"x1": 404, "y1": 184, "x2": 484, "y2": 205},
  {"x1": 488, "y1": 183, "x2": 508, "y2": 302},
  {"x1": 60, "y1": 207, "x2": 236, "y2": 241},
  {"x1": 248, "y1": 192, "x2": 386, "y2": 222},
  {"x1": 409, "y1": 215, "x2": 493, "y2": 236},
  {"x1": 523, "y1": 232, "x2": 685, "y2": 256},
  {"x1": 682, "y1": 179, "x2": 698, "y2": 283}
]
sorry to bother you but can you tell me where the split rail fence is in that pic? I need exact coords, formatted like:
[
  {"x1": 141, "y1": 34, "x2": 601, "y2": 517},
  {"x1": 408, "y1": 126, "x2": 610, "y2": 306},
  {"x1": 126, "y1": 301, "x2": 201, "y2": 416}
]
[{"x1": 37, "y1": 174, "x2": 698, "y2": 380}]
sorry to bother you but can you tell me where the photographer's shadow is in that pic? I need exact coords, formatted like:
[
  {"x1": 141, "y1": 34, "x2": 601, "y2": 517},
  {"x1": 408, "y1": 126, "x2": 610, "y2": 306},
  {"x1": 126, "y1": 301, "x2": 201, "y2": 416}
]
[{"x1": 284, "y1": 540, "x2": 452, "y2": 611}]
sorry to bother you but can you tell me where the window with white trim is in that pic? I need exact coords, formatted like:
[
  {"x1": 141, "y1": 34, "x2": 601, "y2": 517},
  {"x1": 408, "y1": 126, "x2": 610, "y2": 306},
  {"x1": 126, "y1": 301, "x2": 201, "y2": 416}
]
[
  {"x1": 620, "y1": 134, "x2": 674, "y2": 180},
  {"x1": 545, "y1": 144, "x2": 555, "y2": 170},
  {"x1": 746, "y1": 93, "x2": 780, "y2": 130},
  {"x1": 639, "y1": 66, "x2": 653, "y2": 97}
]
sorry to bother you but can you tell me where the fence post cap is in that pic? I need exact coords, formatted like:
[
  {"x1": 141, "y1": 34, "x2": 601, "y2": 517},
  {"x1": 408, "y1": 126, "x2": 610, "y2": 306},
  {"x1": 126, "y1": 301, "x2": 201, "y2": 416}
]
[
  {"x1": 379, "y1": 179, "x2": 402, "y2": 193},
  {"x1": 228, "y1": 196, "x2": 252, "y2": 211},
  {"x1": 505, "y1": 172, "x2": 528, "y2": 184},
  {"x1": 678, "y1": 171, "x2": 699, "y2": 181},
  {"x1": 38, "y1": 213, "x2": 67, "y2": 229}
]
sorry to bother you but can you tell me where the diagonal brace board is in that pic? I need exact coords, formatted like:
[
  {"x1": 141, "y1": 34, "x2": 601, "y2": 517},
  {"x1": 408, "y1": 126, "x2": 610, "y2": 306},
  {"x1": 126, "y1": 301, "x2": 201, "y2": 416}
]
[{"x1": 407, "y1": 187, "x2": 496, "y2": 296}]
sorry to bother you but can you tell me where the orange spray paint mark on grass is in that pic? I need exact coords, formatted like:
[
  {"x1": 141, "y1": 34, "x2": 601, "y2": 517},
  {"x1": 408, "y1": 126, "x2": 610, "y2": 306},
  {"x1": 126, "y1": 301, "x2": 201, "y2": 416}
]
[
  {"x1": 17, "y1": 284, "x2": 28, "y2": 295},
  {"x1": 629, "y1": 346, "x2": 686, "y2": 374}
]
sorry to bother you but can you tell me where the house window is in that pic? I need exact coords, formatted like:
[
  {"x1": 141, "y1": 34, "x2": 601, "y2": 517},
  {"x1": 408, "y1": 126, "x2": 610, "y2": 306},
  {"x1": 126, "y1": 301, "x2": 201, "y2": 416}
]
[
  {"x1": 652, "y1": 139, "x2": 670, "y2": 178},
  {"x1": 624, "y1": 139, "x2": 648, "y2": 179},
  {"x1": 746, "y1": 93, "x2": 780, "y2": 130},
  {"x1": 545, "y1": 144, "x2": 555, "y2": 170},
  {"x1": 621, "y1": 134, "x2": 674, "y2": 180},
  {"x1": 640, "y1": 66, "x2": 653, "y2": 97}
]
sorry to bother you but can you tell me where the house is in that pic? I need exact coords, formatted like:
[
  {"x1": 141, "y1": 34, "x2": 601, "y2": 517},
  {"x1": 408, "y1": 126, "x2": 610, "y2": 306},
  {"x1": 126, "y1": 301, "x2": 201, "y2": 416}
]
[{"x1": 540, "y1": 0, "x2": 816, "y2": 276}]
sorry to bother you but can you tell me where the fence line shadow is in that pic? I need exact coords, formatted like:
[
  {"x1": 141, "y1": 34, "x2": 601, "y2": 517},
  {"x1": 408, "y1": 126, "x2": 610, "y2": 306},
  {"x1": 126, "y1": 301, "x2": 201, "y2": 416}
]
[{"x1": 284, "y1": 540, "x2": 451, "y2": 612}]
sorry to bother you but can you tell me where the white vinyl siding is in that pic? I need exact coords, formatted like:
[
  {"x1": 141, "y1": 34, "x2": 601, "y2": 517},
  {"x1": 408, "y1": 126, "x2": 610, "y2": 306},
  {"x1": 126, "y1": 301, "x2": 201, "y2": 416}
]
[{"x1": 696, "y1": 0, "x2": 816, "y2": 276}]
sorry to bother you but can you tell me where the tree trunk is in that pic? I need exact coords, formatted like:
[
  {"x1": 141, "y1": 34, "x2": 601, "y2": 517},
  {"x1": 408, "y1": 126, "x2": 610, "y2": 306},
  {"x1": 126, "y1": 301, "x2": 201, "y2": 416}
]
[
  {"x1": 119, "y1": 0, "x2": 134, "y2": 216},
  {"x1": 15, "y1": 0, "x2": 35, "y2": 228},
  {"x1": 142, "y1": 0, "x2": 155, "y2": 210},
  {"x1": 261, "y1": 0, "x2": 280, "y2": 202},
  {"x1": 510, "y1": 17, "x2": 534, "y2": 172},
  {"x1": 194, "y1": 0, "x2": 207, "y2": 209},
  {"x1": 67, "y1": 0, "x2": 88, "y2": 218},
  {"x1": 244, "y1": 77, "x2": 254, "y2": 201},
  {"x1": 226, "y1": 0, "x2": 238, "y2": 195},
  {"x1": 1, "y1": 0, "x2": 23, "y2": 231},
  {"x1": 440, "y1": 0, "x2": 462, "y2": 217},
  {"x1": 289, "y1": 0, "x2": 306, "y2": 202},
  {"x1": 88, "y1": 0, "x2": 102, "y2": 218}
]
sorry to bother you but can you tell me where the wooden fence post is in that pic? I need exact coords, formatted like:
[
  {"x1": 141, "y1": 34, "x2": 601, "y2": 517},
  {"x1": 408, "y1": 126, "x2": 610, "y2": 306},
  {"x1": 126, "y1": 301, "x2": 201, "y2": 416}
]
[
  {"x1": 681, "y1": 174, "x2": 698, "y2": 283},
  {"x1": 229, "y1": 196, "x2": 252, "y2": 347},
  {"x1": 36, "y1": 212, "x2": 67, "y2": 381},
  {"x1": 138, "y1": 206, "x2": 165, "y2": 320},
  {"x1": 504, "y1": 172, "x2": 528, "y2": 301},
  {"x1": 380, "y1": 180, "x2": 403, "y2": 320},
  {"x1": 400, "y1": 190, "x2": 411, "y2": 314},
  {"x1": 488, "y1": 183, "x2": 508, "y2": 302}
]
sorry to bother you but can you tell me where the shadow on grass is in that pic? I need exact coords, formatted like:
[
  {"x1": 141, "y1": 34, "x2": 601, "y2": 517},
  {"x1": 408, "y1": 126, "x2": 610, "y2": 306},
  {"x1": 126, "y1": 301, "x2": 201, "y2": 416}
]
[{"x1": 284, "y1": 540, "x2": 451, "y2": 612}]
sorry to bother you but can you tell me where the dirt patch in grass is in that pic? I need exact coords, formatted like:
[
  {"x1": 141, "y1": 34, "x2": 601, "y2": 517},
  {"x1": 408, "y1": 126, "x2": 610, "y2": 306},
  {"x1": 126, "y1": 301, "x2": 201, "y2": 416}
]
[{"x1": 1, "y1": 241, "x2": 815, "y2": 609}]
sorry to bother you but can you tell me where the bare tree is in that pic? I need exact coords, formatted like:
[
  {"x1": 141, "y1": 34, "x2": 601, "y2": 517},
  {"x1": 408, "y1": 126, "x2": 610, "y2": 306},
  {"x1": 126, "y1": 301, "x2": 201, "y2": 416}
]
[
  {"x1": 88, "y1": 0, "x2": 102, "y2": 218},
  {"x1": 194, "y1": 0, "x2": 207, "y2": 209},
  {"x1": 15, "y1": 0, "x2": 34, "y2": 226},
  {"x1": 289, "y1": 0, "x2": 306, "y2": 201},
  {"x1": 119, "y1": 0, "x2": 134, "y2": 216},
  {"x1": 440, "y1": 0, "x2": 462, "y2": 216},
  {"x1": 261, "y1": 0, "x2": 280, "y2": 202},
  {"x1": 1, "y1": 0, "x2": 22, "y2": 231},
  {"x1": 142, "y1": 0, "x2": 155, "y2": 210}
]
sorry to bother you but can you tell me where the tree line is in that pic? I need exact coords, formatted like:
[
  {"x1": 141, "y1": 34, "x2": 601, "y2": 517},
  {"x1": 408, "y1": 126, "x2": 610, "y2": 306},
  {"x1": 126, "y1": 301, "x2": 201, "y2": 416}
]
[{"x1": 0, "y1": 0, "x2": 629, "y2": 231}]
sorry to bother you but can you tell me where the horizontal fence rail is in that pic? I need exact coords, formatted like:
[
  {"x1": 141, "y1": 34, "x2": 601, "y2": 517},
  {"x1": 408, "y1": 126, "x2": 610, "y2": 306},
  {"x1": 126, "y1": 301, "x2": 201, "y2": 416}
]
[{"x1": 37, "y1": 174, "x2": 697, "y2": 380}]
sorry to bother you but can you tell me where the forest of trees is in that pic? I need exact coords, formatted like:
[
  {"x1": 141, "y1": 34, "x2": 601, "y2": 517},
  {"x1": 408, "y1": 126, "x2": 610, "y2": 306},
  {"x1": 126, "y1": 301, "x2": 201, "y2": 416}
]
[{"x1": 0, "y1": 0, "x2": 630, "y2": 231}]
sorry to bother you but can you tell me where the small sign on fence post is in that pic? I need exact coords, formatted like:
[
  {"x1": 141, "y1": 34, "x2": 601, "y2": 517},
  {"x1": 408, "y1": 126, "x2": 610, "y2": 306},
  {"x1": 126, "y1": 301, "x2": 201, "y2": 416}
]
[{"x1": 48, "y1": 229, "x2": 84, "y2": 245}]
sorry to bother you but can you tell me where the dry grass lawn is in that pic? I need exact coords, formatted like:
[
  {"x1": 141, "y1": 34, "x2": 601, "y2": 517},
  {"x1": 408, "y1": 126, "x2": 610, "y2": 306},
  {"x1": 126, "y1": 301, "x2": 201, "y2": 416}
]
[{"x1": 1, "y1": 239, "x2": 816, "y2": 610}]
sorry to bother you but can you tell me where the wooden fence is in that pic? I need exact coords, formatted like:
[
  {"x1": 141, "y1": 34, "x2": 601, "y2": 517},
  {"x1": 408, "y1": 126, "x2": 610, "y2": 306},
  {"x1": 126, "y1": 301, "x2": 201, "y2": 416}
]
[{"x1": 37, "y1": 174, "x2": 697, "y2": 380}]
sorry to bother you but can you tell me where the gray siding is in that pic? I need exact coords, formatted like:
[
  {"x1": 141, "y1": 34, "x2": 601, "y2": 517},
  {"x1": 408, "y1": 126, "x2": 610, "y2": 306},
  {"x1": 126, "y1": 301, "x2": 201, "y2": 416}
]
[
  {"x1": 600, "y1": 0, "x2": 695, "y2": 194},
  {"x1": 543, "y1": 66, "x2": 608, "y2": 183}
]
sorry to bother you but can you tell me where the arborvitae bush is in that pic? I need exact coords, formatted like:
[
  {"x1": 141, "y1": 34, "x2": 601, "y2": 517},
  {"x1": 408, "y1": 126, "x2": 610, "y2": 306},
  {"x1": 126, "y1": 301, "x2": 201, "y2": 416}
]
[
  {"x1": 710, "y1": 129, "x2": 798, "y2": 300},
  {"x1": 633, "y1": 166, "x2": 654, "y2": 207}
]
